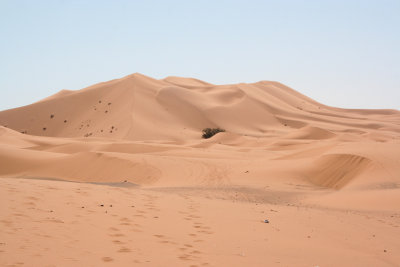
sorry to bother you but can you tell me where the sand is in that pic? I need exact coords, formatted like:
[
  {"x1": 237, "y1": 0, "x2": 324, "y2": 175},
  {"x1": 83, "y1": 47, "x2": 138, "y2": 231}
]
[{"x1": 0, "y1": 73, "x2": 399, "y2": 266}]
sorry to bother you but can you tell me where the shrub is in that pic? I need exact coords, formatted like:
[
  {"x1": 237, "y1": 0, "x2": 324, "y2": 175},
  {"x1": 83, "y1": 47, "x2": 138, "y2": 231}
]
[{"x1": 202, "y1": 127, "x2": 225, "y2": 139}]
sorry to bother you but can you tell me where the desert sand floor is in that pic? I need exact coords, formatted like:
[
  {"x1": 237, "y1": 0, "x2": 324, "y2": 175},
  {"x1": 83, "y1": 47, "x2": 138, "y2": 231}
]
[{"x1": 1, "y1": 177, "x2": 399, "y2": 267}]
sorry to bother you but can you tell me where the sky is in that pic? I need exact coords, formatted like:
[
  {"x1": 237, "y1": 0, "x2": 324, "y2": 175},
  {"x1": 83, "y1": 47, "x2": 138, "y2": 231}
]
[{"x1": 1, "y1": 0, "x2": 399, "y2": 111}]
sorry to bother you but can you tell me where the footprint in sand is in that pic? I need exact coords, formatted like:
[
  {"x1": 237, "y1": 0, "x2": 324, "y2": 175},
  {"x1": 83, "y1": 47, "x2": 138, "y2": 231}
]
[
  {"x1": 197, "y1": 230, "x2": 214, "y2": 235},
  {"x1": 23, "y1": 202, "x2": 36, "y2": 209},
  {"x1": 136, "y1": 210, "x2": 146, "y2": 214},
  {"x1": 109, "y1": 233, "x2": 125, "y2": 237},
  {"x1": 102, "y1": 256, "x2": 113, "y2": 262},
  {"x1": 26, "y1": 196, "x2": 40, "y2": 201},
  {"x1": 118, "y1": 247, "x2": 132, "y2": 253},
  {"x1": 153, "y1": 234, "x2": 165, "y2": 238},
  {"x1": 178, "y1": 254, "x2": 192, "y2": 261},
  {"x1": 119, "y1": 217, "x2": 131, "y2": 226}
]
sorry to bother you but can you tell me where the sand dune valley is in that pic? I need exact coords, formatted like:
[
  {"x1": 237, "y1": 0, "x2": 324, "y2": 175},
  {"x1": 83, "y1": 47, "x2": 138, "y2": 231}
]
[{"x1": 0, "y1": 73, "x2": 400, "y2": 267}]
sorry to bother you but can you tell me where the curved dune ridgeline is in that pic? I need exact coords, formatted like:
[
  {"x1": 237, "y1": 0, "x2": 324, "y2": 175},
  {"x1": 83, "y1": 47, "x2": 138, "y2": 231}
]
[
  {"x1": 0, "y1": 73, "x2": 399, "y2": 193},
  {"x1": 1, "y1": 74, "x2": 400, "y2": 267}
]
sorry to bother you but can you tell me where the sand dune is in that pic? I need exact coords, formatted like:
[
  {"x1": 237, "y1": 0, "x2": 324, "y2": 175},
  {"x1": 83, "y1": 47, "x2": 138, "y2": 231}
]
[
  {"x1": 305, "y1": 153, "x2": 372, "y2": 189},
  {"x1": 1, "y1": 74, "x2": 400, "y2": 266},
  {"x1": 283, "y1": 126, "x2": 337, "y2": 140},
  {"x1": 2, "y1": 73, "x2": 398, "y2": 141},
  {"x1": 0, "y1": 73, "x2": 399, "y2": 194}
]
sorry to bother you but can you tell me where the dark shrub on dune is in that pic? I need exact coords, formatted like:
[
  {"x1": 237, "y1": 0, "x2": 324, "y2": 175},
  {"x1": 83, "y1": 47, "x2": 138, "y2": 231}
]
[{"x1": 202, "y1": 128, "x2": 225, "y2": 139}]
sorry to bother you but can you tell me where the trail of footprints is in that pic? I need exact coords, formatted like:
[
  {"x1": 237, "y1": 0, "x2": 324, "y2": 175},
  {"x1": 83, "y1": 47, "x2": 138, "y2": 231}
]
[
  {"x1": 101, "y1": 191, "x2": 399, "y2": 266},
  {"x1": 104, "y1": 192, "x2": 163, "y2": 264},
  {"x1": 104, "y1": 193, "x2": 144, "y2": 262},
  {"x1": 174, "y1": 195, "x2": 213, "y2": 266},
  {"x1": 1, "y1": 183, "x2": 216, "y2": 265},
  {"x1": 101, "y1": 191, "x2": 214, "y2": 266},
  {"x1": 3, "y1": 180, "x2": 400, "y2": 266}
]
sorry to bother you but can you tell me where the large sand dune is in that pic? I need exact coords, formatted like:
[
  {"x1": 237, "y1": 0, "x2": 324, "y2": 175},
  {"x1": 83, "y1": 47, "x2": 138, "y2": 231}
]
[{"x1": 1, "y1": 74, "x2": 400, "y2": 266}]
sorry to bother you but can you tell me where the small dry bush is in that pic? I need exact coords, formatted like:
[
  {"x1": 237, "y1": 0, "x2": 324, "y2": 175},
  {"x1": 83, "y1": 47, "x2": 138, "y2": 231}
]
[{"x1": 202, "y1": 128, "x2": 225, "y2": 139}]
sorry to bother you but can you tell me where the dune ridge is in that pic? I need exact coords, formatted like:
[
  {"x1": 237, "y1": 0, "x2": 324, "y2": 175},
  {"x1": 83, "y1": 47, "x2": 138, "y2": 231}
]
[
  {"x1": 1, "y1": 73, "x2": 398, "y2": 141},
  {"x1": 1, "y1": 74, "x2": 400, "y2": 266},
  {"x1": 0, "y1": 74, "x2": 399, "y2": 191}
]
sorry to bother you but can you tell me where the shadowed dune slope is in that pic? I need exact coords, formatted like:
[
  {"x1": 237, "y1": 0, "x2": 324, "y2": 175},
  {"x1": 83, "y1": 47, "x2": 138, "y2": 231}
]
[
  {"x1": 1, "y1": 73, "x2": 399, "y2": 141},
  {"x1": 305, "y1": 154, "x2": 372, "y2": 189},
  {"x1": 1, "y1": 74, "x2": 400, "y2": 267},
  {"x1": 0, "y1": 73, "x2": 399, "y2": 193}
]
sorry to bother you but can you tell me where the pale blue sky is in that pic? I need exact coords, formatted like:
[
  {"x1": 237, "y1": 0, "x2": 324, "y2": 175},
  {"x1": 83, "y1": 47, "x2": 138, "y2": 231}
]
[{"x1": 1, "y1": 0, "x2": 399, "y2": 111}]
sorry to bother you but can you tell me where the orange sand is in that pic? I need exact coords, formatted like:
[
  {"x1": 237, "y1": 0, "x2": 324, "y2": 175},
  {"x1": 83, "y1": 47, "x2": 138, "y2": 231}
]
[{"x1": 0, "y1": 73, "x2": 399, "y2": 266}]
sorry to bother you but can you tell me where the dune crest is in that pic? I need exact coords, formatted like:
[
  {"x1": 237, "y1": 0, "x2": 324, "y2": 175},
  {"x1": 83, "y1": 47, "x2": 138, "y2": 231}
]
[
  {"x1": 284, "y1": 126, "x2": 337, "y2": 140},
  {"x1": 1, "y1": 73, "x2": 400, "y2": 266},
  {"x1": 0, "y1": 73, "x2": 399, "y2": 191},
  {"x1": 1, "y1": 73, "x2": 398, "y2": 141},
  {"x1": 305, "y1": 154, "x2": 372, "y2": 189}
]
